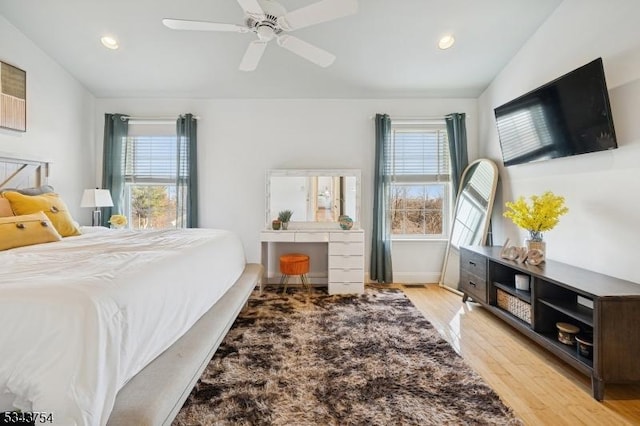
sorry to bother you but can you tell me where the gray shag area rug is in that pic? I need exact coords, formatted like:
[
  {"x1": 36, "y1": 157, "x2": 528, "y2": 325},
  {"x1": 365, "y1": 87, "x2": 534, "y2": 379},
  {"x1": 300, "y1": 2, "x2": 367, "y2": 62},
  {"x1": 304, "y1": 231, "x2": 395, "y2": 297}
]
[{"x1": 173, "y1": 288, "x2": 521, "y2": 425}]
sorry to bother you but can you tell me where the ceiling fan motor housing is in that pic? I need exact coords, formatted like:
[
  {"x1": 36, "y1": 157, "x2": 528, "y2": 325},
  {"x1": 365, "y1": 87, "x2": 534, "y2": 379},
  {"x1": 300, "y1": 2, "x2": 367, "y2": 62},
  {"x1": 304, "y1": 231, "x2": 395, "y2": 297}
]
[{"x1": 247, "y1": 15, "x2": 282, "y2": 41}]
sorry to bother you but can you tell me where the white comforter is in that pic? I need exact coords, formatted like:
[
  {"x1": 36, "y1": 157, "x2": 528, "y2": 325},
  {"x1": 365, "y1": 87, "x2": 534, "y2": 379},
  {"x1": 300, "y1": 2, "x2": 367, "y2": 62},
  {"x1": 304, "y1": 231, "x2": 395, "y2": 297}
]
[{"x1": 0, "y1": 228, "x2": 246, "y2": 426}]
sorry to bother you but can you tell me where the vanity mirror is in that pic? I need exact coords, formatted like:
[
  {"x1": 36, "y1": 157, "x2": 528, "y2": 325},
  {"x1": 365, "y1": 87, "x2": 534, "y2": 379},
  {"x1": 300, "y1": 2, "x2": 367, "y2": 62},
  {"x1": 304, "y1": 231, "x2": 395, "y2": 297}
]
[
  {"x1": 266, "y1": 169, "x2": 361, "y2": 229},
  {"x1": 440, "y1": 159, "x2": 499, "y2": 293}
]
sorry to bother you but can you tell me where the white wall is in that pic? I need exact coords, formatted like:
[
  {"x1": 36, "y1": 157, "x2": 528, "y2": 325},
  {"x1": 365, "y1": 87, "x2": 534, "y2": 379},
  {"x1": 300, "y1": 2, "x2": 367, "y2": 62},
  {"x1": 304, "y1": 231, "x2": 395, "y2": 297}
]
[
  {"x1": 95, "y1": 98, "x2": 477, "y2": 278},
  {"x1": 478, "y1": 0, "x2": 640, "y2": 283},
  {"x1": 0, "y1": 16, "x2": 95, "y2": 222}
]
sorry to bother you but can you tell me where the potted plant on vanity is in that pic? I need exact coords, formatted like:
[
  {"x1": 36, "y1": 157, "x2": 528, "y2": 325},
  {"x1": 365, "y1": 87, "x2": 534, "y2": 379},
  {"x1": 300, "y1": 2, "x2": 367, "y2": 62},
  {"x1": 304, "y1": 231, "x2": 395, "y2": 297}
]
[{"x1": 277, "y1": 210, "x2": 293, "y2": 230}]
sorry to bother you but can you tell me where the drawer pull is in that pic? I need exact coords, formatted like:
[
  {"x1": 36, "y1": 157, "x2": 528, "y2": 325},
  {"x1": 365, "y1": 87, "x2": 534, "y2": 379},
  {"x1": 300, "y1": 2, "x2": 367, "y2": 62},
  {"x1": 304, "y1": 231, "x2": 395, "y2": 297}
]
[
  {"x1": 468, "y1": 281, "x2": 476, "y2": 287},
  {"x1": 469, "y1": 261, "x2": 476, "y2": 266}
]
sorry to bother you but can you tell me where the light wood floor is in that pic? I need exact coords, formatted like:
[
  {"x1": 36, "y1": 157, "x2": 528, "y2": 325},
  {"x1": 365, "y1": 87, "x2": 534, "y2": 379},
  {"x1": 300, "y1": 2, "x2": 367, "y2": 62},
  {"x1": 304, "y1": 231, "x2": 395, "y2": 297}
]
[{"x1": 401, "y1": 284, "x2": 640, "y2": 425}]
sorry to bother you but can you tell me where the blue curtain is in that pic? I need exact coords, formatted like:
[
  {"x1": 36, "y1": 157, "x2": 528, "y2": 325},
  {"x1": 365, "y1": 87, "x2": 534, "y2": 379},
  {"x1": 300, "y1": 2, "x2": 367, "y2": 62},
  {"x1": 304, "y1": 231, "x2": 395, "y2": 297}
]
[
  {"x1": 101, "y1": 113, "x2": 129, "y2": 226},
  {"x1": 445, "y1": 113, "x2": 469, "y2": 197},
  {"x1": 176, "y1": 114, "x2": 198, "y2": 228},
  {"x1": 370, "y1": 113, "x2": 393, "y2": 283}
]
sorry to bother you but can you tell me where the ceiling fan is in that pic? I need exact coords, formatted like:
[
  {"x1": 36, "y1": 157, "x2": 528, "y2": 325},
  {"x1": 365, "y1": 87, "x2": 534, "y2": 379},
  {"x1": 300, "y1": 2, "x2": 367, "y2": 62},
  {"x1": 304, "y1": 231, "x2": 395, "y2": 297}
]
[{"x1": 162, "y1": 0, "x2": 358, "y2": 71}]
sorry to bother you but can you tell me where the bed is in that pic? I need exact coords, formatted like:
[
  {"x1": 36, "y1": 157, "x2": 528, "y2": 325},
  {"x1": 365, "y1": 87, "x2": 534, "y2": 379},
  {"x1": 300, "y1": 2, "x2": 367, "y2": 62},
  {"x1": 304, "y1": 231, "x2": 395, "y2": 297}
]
[{"x1": 0, "y1": 155, "x2": 262, "y2": 425}]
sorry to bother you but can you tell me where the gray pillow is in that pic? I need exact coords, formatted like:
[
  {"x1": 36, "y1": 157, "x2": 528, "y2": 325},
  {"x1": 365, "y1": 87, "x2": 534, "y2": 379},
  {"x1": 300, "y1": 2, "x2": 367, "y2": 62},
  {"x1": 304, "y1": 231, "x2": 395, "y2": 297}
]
[{"x1": 0, "y1": 185, "x2": 55, "y2": 195}]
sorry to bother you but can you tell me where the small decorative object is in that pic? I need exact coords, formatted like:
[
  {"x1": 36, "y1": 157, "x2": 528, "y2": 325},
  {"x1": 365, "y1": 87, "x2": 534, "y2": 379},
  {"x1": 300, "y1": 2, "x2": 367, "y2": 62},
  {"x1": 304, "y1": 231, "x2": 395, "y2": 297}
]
[
  {"x1": 109, "y1": 214, "x2": 128, "y2": 229},
  {"x1": 339, "y1": 215, "x2": 353, "y2": 230},
  {"x1": 513, "y1": 246, "x2": 528, "y2": 264},
  {"x1": 500, "y1": 239, "x2": 519, "y2": 260},
  {"x1": 515, "y1": 274, "x2": 530, "y2": 291},
  {"x1": 500, "y1": 238, "x2": 544, "y2": 265},
  {"x1": 525, "y1": 248, "x2": 545, "y2": 266},
  {"x1": 272, "y1": 219, "x2": 281, "y2": 230},
  {"x1": 503, "y1": 191, "x2": 569, "y2": 255},
  {"x1": 575, "y1": 333, "x2": 594, "y2": 359},
  {"x1": 556, "y1": 322, "x2": 580, "y2": 345},
  {"x1": 277, "y1": 209, "x2": 293, "y2": 230}
]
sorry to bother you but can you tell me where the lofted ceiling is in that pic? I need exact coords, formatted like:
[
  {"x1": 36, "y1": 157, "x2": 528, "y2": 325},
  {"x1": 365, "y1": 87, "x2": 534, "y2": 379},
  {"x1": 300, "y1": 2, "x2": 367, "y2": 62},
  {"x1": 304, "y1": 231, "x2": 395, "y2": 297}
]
[{"x1": 0, "y1": 0, "x2": 562, "y2": 99}]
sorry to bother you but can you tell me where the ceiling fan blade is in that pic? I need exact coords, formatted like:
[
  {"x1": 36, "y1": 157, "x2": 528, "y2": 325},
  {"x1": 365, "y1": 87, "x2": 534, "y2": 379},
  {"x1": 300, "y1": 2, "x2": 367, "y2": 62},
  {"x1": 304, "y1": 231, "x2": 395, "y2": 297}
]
[
  {"x1": 277, "y1": 35, "x2": 335, "y2": 67},
  {"x1": 278, "y1": 0, "x2": 358, "y2": 31},
  {"x1": 236, "y1": 0, "x2": 265, "y2": 16},
  {"x1": 162, "y1": 18, "x2": 247, "y2": 33},
  {"x1": 239, "y1": 40, "x2": 268, "y2": 71}
]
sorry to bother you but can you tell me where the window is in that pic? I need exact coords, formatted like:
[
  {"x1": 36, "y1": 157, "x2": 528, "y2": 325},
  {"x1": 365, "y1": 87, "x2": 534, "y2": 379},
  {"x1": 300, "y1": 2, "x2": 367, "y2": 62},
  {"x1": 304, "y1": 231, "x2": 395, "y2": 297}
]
[
  {"x1": 387, "y1": 121, "x2": 451, "y2": 239},
  {"x1": 122, "y1": 122, "x2": 184, "y2": 230}
]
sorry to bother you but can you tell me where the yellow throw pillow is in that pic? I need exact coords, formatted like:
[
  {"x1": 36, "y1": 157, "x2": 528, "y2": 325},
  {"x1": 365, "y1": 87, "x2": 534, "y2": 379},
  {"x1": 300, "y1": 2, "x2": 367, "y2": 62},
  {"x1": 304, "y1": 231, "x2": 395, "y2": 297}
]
[
  {"x1": 0, "y1": 198, "x2": 13, "y2": 217},
  {"x1": 3, "y1": 191, "x2": 81, "y2": 237},
  {"x1": 0, "y1": 211, "x2": 62, "y2": 251}
]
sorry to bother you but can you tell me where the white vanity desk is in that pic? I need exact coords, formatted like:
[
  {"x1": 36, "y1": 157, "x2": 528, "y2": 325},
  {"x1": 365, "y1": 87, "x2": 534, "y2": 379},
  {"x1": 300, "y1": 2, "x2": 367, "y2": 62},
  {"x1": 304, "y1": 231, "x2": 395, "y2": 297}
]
[
  {"x1": 260, "y1": 228, "x2": 365, "y2": 295},
  {"x1": 261, "y1": 168, "x2": 364, "y2": 295}
]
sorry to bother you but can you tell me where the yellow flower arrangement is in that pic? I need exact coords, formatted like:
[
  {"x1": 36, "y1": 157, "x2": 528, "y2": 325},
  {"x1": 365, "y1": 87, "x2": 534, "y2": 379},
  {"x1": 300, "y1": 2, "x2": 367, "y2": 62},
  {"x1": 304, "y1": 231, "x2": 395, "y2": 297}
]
[
  {"x1": 503, "y1": 191, "x2": 568, "y2": 240},
  {"x1": 108, "y1": 214, "x2": 128, "y2": 228}
]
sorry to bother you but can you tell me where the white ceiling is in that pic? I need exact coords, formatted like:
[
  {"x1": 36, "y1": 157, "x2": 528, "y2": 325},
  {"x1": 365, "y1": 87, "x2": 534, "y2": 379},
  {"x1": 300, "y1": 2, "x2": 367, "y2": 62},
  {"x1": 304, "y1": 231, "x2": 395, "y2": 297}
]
[{"x1": 0, "y1": 0, "x2": 562, "y2": 99}]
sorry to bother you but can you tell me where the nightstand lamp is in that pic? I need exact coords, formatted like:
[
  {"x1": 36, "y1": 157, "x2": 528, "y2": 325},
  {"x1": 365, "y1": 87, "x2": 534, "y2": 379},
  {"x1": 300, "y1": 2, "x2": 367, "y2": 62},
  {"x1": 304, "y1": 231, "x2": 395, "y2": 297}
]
[{"x1": 81, "y1": 188, "x2": 114, "y2": 226}]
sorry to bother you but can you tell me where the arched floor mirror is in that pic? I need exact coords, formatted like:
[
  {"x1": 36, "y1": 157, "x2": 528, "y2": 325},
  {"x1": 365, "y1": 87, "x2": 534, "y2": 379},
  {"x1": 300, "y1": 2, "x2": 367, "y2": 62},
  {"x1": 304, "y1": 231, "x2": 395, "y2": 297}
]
[{"x1": 439, "y1": 159, "x2": 499, "y2": 295}]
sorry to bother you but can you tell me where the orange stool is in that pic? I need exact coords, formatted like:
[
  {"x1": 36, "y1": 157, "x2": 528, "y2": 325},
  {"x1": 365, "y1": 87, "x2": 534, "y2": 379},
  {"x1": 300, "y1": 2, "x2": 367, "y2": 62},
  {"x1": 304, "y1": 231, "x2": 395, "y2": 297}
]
[{"x1": 280, "y1": 253, "x2": 310, "y2": 293}]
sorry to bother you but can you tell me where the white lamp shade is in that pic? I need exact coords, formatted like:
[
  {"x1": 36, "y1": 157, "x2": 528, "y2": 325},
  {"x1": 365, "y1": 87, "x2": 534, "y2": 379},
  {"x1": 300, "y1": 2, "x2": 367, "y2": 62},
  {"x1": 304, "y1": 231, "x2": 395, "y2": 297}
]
[{"x1": 80, "y1": 189, "x2": 114, "y2": 208}]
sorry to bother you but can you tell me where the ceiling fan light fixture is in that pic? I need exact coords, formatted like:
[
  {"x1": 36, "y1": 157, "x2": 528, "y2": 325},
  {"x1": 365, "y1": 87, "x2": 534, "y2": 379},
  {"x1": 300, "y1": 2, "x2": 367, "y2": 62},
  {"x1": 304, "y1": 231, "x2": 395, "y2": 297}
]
[
  {"x1": 256, "y1": 24, "x2": 276, "y2": 41},
  {"x1": 100, "y1": 36, "x2": 119, "y2": 50},
  {"x1": 438, "y1": 34, "x2": 455, "y2": 50}
]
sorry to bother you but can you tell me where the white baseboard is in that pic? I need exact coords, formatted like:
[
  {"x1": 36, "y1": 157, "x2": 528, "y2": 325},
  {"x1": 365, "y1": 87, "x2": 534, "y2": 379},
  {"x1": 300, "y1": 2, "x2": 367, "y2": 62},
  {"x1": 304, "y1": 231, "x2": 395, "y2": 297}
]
[
  {"x1": 365, "y1": 272, "x2": 441, "y2": 285},
  {"x1": 393, "y1": 272, "x2": 441, "y2": 284}
]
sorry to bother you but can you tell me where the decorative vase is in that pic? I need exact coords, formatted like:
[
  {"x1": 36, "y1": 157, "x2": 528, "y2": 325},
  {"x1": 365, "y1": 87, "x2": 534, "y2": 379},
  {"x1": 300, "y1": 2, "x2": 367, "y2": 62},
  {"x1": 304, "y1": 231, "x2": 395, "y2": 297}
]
[
  {"x1": 525, "y1": 231, "x2": 546, "y2": 253},
  {"x1": 272, "y1": 220, "x2": 281, "y2": 230},
  {"x1": 281, "y1": 221, "x2": 289, "y2": 230},
  {"x1": 339, "y1": 215, "x2": 353, "y2": 230}
]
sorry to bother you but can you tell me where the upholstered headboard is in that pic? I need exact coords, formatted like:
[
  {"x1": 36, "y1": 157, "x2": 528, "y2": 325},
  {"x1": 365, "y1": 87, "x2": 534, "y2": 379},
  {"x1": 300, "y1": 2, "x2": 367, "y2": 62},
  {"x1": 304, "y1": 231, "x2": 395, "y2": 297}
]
[{"x1": 0, "y1": 155, "x2": 50, "y2": 190}]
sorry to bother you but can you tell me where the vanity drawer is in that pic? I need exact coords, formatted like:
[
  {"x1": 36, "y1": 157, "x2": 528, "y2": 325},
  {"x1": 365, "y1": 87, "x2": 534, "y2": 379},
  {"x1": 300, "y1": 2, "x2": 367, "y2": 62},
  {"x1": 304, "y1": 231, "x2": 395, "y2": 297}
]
[
  {"x1": 329, "y1": 281, "x2": 365, "y2": 295},
  {"x1": 329, "y1": 242, "x2": 364, "y2": 256},
  {"x1": 294, "y1": 232, "x2": 329, "y2": 242},
  {"x1": 460, "y1": 248, "x2": 487, "y2": 278},
  {"x1": 460, "y1": 269, "x2": 487, "y2": 303},
  {"x1": 330, "y1": 232, "x2": 364, "y2": 242},
  {"x1": 260, "y1": 231, "x2": 295, "y2": 242},
  {"x1": 329, "y1": 255, "x2": 364, "y2": 269},
  {"x1": 329, "y1": 268, "x2": 364, "y2": 283}
]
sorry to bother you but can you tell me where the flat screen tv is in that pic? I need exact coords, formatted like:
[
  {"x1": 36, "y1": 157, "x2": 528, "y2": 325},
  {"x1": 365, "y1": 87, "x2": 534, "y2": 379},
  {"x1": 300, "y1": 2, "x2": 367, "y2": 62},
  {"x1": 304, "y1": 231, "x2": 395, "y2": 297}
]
[{"x1": 494, "y1": 58, "x2": 618, "y2": 167}]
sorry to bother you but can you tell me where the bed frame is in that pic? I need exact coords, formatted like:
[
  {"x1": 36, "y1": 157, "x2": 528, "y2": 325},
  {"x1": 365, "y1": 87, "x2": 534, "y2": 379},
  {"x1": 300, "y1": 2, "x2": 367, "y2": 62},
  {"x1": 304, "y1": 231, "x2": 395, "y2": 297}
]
[
  {"x1": 0, "y1": 154, "x2": 49, "y2": 189},
  {"x1": 0, "y1": 155, "x2": 262, "y2": 425},
  {"x1": 107, "y1": 264, "x2": 261, "y2": 425}
]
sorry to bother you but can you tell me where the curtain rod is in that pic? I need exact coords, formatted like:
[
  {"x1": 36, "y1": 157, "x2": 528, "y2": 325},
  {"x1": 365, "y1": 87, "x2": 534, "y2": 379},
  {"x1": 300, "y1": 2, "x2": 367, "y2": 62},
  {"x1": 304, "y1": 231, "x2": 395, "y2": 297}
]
[{"x1": 120, "y1": 115, "x2": 200, "y2": 121}]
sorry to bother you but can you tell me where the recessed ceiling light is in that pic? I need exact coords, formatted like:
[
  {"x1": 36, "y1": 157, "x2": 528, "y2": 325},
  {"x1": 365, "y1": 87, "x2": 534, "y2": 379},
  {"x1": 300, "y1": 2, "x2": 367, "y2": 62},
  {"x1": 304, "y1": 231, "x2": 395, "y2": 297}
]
[
  {"x1": 438, "y1": 35, "x2": 455, "y2": 50},
  {"x1": 100, "y1": 36, "x2": 119, "y2": 50}
]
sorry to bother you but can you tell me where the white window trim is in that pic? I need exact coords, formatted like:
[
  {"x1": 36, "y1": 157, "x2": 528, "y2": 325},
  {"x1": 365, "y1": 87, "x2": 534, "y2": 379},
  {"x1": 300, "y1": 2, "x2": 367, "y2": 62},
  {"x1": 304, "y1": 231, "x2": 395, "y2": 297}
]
[{"x1": 388, "y1": 120, "x2": 452, "y2": 240}]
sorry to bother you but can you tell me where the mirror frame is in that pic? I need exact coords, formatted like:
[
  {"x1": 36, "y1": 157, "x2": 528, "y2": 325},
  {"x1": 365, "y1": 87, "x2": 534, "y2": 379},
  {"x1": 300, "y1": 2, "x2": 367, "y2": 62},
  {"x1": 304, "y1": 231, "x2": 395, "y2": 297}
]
[
  {"x1": 439, "y1": 159, "x2": 499, "y2": 292},
  {"x1": 265, "y1": 169, "x2": 361, "y2": 229}
]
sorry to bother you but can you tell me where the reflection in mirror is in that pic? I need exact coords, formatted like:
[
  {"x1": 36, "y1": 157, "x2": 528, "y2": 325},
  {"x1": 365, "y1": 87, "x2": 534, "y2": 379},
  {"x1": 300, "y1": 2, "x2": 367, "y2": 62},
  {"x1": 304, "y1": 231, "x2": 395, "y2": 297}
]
[
  {"x1": 440, "y1": 159, "x2": 499, "y2": 292},
  {"x1": 266, "y1": 169, "x2": 360, "y2": 228}
]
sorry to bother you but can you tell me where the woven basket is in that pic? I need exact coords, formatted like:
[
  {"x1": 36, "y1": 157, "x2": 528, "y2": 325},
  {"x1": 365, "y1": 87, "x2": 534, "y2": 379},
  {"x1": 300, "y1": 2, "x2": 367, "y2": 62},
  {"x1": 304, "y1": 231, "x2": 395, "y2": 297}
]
[{"x1": 497, "y1": 289, "x2": 531, "y2": 324}]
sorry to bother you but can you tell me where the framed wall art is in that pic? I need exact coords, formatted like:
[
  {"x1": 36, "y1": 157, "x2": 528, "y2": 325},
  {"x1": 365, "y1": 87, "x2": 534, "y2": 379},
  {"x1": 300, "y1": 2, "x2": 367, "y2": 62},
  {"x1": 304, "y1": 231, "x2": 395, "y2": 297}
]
[{"x1": 0, "y1": 61, "x2": 26, "y2": 132}]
